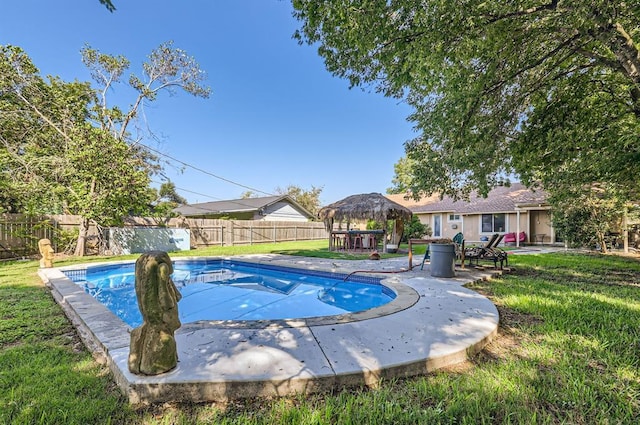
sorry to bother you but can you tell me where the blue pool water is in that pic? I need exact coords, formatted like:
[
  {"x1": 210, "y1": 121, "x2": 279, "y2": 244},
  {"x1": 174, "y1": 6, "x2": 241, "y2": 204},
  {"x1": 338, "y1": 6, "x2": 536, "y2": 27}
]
[{"x1": 63, "y1": 259, "x2": 395, "y2": 327}]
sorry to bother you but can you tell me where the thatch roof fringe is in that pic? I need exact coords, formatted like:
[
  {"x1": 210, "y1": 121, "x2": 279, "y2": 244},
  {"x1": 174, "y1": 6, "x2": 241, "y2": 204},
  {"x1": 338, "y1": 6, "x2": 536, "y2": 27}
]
[{"x1": 317, "y1": 193, "x2": 413, "y2": 231}]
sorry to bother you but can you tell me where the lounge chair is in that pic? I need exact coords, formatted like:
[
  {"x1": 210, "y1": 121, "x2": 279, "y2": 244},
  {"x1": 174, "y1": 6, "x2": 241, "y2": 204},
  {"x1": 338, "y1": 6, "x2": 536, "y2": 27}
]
[{"x1": 465, "y1": 233, "x2": 508, "y2": 269}]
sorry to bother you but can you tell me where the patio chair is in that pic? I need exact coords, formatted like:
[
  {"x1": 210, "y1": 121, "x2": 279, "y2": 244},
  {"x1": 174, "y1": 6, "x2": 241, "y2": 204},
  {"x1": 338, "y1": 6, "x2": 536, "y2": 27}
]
[{"x1": 452, "y1": 232, "x2": 466, "y2": 267}]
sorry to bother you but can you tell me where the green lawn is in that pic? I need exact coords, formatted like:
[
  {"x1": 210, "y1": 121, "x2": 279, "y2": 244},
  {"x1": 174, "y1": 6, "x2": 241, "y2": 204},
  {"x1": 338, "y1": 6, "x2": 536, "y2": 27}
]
[{"x1": 1, "y1": 241, "x2": 639, "y2": 424}]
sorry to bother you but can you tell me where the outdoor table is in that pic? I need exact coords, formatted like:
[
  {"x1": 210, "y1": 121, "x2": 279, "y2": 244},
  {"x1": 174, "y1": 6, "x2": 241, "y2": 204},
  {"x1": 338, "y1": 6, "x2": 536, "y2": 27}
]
[
  {"x1": 408, "y1": 238, "x2": 438, "y2": 268},
  {"x1": 329, "y1": 230, "x2": 385, "y2": 251}
]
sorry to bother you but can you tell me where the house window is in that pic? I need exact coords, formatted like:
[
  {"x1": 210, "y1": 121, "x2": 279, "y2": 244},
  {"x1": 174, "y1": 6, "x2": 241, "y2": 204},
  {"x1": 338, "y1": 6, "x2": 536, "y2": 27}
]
[
  {"x1": 448, "y1": 214, "x2": 461, "y2": 221},
  {"x1": 481, "y1": 213, "x2": 506, "y2": 233}
]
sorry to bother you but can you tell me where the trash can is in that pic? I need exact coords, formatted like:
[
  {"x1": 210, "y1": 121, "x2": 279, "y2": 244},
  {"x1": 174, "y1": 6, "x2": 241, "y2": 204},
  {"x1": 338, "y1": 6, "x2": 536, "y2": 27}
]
[{"x1": 429, "y1": 243, "x2": 456, "y2": 278}]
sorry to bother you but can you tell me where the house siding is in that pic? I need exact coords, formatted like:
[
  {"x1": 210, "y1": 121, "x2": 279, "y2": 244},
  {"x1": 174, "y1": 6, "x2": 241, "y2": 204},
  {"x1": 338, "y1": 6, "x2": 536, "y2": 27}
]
[
  {"x1": 415, "y1": 210, "x2": 556, "y2": 245},
  {"x1": 463, "y1": 214, "x2": 481, "y2": 242},
  {"x1": 387, "y1": 183, "x2": 556, "y2": 246},
  {"x1": 259, "y1": 201, "x2": 310, "y2": 222}
]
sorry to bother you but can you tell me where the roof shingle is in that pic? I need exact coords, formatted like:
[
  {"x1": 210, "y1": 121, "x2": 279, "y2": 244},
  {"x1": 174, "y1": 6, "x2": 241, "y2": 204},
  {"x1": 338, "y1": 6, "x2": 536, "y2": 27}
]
[{"x1": 386, "y1": 183, "x2": 548, "y2": 214}]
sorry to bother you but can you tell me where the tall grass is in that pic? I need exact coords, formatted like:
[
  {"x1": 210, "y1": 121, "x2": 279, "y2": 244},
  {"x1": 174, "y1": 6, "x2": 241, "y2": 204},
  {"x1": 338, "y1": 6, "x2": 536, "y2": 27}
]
[{"x1": 1, "y1": 244, "x2": 639, "y2": 424}]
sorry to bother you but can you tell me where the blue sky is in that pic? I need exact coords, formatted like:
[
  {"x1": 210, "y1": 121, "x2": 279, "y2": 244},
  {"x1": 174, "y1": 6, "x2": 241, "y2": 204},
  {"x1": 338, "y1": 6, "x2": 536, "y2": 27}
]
[{"x1": 1, "y1": 1, "x2": 417, "y2": 206}]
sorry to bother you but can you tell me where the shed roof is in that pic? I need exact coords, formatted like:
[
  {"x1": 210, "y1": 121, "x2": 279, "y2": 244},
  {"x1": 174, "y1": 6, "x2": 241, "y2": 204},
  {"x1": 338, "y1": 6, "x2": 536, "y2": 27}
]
[{"x1": 173, "y1": 195, "x2": 314, "y2": 218}]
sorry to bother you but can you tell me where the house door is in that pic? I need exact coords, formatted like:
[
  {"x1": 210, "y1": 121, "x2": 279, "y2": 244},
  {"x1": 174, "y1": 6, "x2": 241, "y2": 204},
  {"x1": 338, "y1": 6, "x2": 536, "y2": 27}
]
[{"x1": 433, "y1": 214, "x2": 442, "y2": 238}]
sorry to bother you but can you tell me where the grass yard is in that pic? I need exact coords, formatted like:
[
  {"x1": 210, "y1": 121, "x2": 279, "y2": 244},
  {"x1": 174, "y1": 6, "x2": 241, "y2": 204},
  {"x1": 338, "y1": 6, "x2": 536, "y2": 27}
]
[{"x1": 1, "y1": 241, "x2": 639, "y2": 424}]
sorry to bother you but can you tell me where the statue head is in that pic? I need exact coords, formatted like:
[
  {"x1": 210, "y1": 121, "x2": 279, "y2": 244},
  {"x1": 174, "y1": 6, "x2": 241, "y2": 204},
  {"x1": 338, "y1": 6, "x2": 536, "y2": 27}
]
[
  {"x1": 38, "y1": 238, "x2": 54, "y2": 268},
  {"x1": 134, "y1": 251, "x2": 181, "y2": 331}
]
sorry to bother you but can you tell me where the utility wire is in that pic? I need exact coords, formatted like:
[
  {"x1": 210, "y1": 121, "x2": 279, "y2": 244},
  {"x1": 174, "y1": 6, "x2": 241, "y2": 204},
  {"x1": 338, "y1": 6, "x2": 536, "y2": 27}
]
[
  {"x1": 152, "y1": 181, "x2": 306, "y2": 218},
  {"x1": 152, "y1": 181, "x2": 223, "y2": 202},
  {"x1": 142, "y1": 142, "x2": 274, "y2": 197},
  {"x1": 144, "y1": 145, "x2": 308, "y2": 217}
]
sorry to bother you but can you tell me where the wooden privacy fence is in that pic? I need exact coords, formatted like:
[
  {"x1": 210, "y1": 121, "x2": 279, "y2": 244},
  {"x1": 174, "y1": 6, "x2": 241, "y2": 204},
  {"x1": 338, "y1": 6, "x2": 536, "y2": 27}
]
[
  {"x1": 0, "y1": 214, "x2": 329, "y2": 258},
  {"x1": 0, "y1": 214, "x2": 56, "y2": 259},
  {"x1": 185, "y1": 218, "x2": 328, "y2": 248}
]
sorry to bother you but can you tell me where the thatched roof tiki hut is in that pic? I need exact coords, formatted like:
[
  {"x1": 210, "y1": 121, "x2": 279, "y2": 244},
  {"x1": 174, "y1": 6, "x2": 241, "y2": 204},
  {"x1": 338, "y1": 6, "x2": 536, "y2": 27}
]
[{"x1": 317, "y1": 193, "x2": 413, "y2": 252}]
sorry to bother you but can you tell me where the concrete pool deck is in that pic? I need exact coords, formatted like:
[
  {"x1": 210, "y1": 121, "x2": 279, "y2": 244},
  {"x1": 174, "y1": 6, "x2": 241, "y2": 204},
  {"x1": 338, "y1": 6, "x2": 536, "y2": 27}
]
[{"x1": 39, "y1": 254, "x2": 501, "y2": 404}]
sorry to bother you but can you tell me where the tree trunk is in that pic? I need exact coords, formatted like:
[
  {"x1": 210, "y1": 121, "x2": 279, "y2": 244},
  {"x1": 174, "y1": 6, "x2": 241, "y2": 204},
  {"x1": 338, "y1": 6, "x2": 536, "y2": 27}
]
[
  {"x1": 74, "y1": 217, "x2": 89, "y2": 257},
  {"x1": 390, "y1": 219, "x2": 404, "y2": 245},
  {"x1": 596, "y1": 231, "x2": 608, "y2": 254}
]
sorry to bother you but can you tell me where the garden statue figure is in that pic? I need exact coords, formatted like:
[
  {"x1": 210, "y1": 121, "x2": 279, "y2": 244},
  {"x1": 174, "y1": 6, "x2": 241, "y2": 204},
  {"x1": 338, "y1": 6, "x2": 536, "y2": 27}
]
[
  {"x1": 38, "y1": 238, "x2": 54, "y2": 268},
  {"x1": 128, "y1": 251, "x2": 182, "y2": 375}
]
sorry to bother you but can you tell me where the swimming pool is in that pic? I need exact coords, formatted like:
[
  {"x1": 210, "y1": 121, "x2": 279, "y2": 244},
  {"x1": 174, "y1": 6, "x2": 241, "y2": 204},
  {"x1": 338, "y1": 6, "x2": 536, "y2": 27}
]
[
  {"x1": 40, "y1": 255, "x2": 499, "y2": 404},
  {"x1": 63, "y1": 259, "x2": 396, "y2": 327}
]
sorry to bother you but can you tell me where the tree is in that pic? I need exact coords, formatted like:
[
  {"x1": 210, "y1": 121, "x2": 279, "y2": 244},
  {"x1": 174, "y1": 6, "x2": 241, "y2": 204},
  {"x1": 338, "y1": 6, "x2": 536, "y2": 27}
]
[
  {"x1": 99, "y1": 0, "x2": 115, "y2": 12},
  {"x1": 157, "y1": 181, "x2": 187, "y2": 206},
  {"x1": 551, "y1": 185, "x2": 625, "y2": 253},
  {"x1": 275, "y1": 184, "x2": 323, "y2": 217},
  {"x1": 81, "y1": 41, "x2": 210, "y2": 143},
  {"x1": 1, "y1": 46, "x2": 156, "y2": 252},
  {"x1": 241, "y1": 191, "x2": 258, "y2": 199},
  {"x1": 151, "y1": 181, "x2": 187, "y2": 217},
  {"x1": 402, "y1": 215, "x2": 430, "y2": 242},
  {"x1": 0, "y1": 43, "x2": 210, "y2": 255},
  {"x1": 75, "y1": 42, "x2": 209, "y2": 255},
  {"x1": 293, "y1": 1, "x2": 640, "y2": 201},
  {"x1": 387, "y1": 156, "x2": 415, "y2": 195}
]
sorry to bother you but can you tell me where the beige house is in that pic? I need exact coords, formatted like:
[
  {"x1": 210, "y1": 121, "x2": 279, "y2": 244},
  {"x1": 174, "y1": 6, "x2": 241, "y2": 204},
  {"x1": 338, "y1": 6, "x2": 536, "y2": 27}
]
[{"x1": 387, "y1": 183, "x2": 555, "y2": 246}]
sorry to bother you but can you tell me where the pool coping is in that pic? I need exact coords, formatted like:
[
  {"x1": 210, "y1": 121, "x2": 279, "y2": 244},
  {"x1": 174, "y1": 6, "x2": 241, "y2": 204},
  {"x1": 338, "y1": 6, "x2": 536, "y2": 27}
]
[{"x1": 39, "y1": 254, "x2": 500, "y2": 404}]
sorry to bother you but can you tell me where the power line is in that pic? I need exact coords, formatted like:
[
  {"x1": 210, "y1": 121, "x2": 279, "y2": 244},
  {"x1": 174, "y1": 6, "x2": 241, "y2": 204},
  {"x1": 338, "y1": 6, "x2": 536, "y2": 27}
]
[
  {"x1": 142, "y1": 142, "x2": 274, "y2": 197},
  {"x1": 144, "y1": 145, "x2": 310, "y2": 217},
  {"x1": 152, "y1": 180, "x2": 307, "y2": 218},
  {"x1": 152, "y1": 181, "x2": 223, "y2": 202}
]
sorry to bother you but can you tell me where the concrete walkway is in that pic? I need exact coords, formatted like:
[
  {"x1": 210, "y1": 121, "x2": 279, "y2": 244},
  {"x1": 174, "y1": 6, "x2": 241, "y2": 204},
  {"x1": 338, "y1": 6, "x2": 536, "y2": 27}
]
[{"x1": 40, "y1": 254, "x2": 501, "y2": 404}]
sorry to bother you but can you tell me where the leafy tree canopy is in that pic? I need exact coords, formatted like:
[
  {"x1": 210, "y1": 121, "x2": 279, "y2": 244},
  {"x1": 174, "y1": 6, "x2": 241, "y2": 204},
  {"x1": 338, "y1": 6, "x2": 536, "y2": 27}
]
[
  {"x1": 550, "y1": 183, "x2": 626, "y2": 252},
  {"x1": 99, "y1": 0, "x2": 115, "y2": 12},
  {"x1": 293, "y1": 1, "x2": 640, "y2": 201},
  {"x1": 275, "y1": 184, "x2": 323, "y2": 217},
  {"x1": 150, "y1": 181, "x2": 188, "y2": 218},
  {"x1": 1, "y1": 43, "x2": 210, "y2": 255},
  {"x1": 387, "y1": 155, "x2": 415, "y2": 194}
]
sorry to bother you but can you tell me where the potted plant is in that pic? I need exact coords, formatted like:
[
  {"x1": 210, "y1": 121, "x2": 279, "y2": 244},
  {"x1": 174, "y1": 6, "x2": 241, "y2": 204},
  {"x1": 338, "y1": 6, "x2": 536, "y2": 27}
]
[{"x1": 428, "y1": 238, "x2": 456, "y2": 278}]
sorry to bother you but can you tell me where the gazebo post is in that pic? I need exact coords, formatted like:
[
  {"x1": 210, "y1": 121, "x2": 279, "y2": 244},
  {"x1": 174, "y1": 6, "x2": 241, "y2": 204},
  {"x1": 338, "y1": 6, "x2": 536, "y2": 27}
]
[{"x1": 383, "y1": 229, "x2": 388, "y2": 253}]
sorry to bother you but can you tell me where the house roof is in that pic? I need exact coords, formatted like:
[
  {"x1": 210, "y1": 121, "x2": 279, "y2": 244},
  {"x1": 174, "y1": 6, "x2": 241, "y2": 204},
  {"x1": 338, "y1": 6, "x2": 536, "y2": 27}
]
[
  {"x1": 173, "y1": 195, "x2": 314, "y2": 218},
  {"x1": 386, "y1": 183, "x2": 549, "y2": 214}
]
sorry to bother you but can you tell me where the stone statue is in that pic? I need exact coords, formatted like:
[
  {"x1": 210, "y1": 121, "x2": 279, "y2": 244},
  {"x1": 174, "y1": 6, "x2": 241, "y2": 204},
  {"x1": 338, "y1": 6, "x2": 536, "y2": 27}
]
[
  {"x1": 38, "y1": 238, "x2": 54, "y2": 268},
  {"x1": 128, "y1": 251, "x2": 182, "y2": 375}
]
